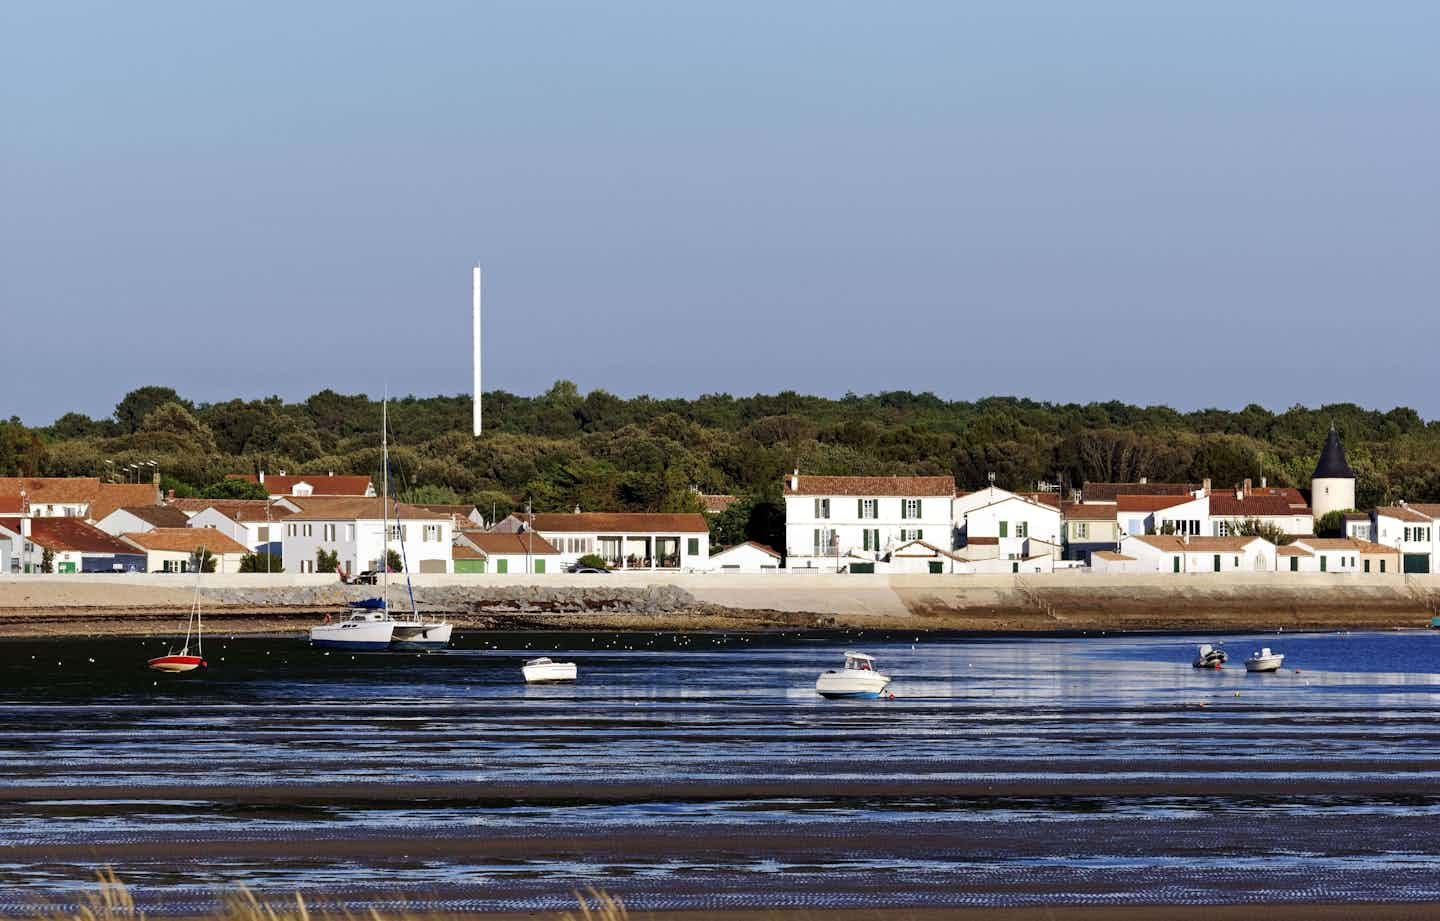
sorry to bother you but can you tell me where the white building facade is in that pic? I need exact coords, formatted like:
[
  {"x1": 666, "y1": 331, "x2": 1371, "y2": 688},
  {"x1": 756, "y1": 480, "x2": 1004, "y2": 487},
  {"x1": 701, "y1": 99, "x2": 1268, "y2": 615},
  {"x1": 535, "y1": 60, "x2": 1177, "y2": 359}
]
[
  {"x1": 782, "y1": 473, "x2": 955, "y2": 572},
  {"x1": 280, "y1": 498, "x2": 453, "y2": 575}
]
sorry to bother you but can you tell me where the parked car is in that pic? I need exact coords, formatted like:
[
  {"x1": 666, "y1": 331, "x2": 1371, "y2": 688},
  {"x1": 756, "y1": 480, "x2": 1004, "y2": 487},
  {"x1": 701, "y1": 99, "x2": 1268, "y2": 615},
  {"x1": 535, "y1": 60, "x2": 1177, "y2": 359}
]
[
  {"x1": 351, "y1": 570, "x2": 381, "y2": 585},
  {"x1": 567, "y1": 564, "x2": 608, "y2": 574}
]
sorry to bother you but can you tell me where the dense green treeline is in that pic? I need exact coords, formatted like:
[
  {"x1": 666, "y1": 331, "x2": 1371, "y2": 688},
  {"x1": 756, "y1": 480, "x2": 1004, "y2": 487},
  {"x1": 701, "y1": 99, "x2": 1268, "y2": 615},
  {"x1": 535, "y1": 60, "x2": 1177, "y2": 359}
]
[{"x1": 5, "y1": 383, "x2": 1440, "y2": 547}]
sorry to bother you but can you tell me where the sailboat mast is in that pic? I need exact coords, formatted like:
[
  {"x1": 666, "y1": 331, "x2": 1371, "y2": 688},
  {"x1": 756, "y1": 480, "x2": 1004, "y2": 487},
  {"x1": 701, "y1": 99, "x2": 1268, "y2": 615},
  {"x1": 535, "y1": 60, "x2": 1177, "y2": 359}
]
[{"x1": 382, "y1": 398, "x2": 389, "y2": 615}]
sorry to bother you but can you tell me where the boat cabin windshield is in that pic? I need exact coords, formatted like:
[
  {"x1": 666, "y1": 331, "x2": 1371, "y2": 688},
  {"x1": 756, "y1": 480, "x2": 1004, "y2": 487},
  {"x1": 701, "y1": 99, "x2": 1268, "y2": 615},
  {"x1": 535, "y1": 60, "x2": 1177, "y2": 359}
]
[
  {"x1": 349, "y1": 612, "x2": 386, "y2": 623},
  {"x1": 843, "y1": 654, "x2": 875, "y2": 671}
]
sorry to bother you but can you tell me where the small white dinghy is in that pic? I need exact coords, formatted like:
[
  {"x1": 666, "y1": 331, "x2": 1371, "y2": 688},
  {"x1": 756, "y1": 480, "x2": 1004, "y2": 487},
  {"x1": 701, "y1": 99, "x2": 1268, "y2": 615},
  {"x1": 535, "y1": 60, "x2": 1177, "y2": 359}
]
[
  {"x1": 816, "y1": 651, "x2": 891, "y2": 699},
  {"x1": 1244, "y1": 647, "x2": 1285, "y2": 672},
  {"x1": 522, "y1": 657, "x2": 578, "y2": 684}
]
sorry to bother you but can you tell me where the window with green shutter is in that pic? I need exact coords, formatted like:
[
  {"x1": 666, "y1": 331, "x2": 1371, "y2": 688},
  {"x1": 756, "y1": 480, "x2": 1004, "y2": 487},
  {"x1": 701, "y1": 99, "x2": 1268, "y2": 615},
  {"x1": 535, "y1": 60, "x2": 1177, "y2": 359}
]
[
  {"x1": 497, "y1": 559, "x2": 508, "y2": 574},
  {"x1": 687, "y1": 538, "x2": 699, "y2": 555},
  {"x1": 999, "y1": 521, "x2": 1008, "y2": 538},
  {"x1": 535, "y1": 559, "x2": 545, "y2": 574}
]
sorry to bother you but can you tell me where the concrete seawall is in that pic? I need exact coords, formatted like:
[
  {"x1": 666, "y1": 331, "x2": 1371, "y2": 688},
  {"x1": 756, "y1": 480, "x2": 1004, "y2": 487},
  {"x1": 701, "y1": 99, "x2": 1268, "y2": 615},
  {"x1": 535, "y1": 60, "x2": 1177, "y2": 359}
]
[{"x1": 3, "y1": 571, "x2": 1440, "y2": 633}]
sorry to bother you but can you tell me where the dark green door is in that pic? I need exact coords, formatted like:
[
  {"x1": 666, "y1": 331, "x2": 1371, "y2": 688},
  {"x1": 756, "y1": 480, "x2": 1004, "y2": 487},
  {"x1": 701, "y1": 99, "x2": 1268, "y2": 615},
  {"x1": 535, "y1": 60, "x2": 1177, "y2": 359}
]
[
  {"x1": 1172, "y1": 557, "x2": 1180, "y2": 573},
  {"x1": 1404, "y1": 553, "x2": 1430, "y2": 574},
  {"x1": 1320, "y1": 556, "x2": 1326, "y2": 572},
  {"x1": 1212, "y1": 555, "x2": 1220, "y2": 572},
  {"x1": 1290, "y1": 557, "x2": 1298, "y2": 572},
  {"x1": 928, "y1": 561, "x2": 943, "y2": 574}
]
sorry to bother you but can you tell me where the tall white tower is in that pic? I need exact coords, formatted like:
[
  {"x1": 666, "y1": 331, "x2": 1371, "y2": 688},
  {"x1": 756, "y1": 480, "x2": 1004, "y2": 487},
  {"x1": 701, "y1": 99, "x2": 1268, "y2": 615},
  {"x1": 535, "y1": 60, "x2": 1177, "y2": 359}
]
[
  {"x1": 1311, "y1": 425, "x2": 1355, "y2": 519},
  {"x1": 472, "y1": 265, "x2": 482, "y2": 437}
]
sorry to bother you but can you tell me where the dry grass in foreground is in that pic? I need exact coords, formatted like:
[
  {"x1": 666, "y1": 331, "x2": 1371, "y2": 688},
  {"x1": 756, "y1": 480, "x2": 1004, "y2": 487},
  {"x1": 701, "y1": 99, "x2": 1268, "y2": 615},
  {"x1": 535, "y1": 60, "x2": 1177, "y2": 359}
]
[{"x1": 30, "y1": 869, "x2": 626, "y2": 921}]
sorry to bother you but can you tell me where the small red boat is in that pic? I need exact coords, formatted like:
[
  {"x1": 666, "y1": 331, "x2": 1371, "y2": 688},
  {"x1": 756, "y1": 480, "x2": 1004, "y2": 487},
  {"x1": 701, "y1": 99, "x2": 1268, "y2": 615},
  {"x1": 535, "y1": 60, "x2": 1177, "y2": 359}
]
[
  {"x1": 149, "y1": 553, "x2": 208, "y2": 674},
  {"x1": 147, "y1": 653, "x2": 205, "y2": 673}
]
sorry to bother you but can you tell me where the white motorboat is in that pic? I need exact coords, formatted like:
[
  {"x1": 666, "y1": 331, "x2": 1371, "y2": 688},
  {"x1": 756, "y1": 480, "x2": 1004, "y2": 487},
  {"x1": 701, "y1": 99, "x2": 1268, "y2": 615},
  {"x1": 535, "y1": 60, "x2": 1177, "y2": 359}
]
[
  {"x1": 522, "y1": 657, "x2": 578, "y2": 683},
  {"x1": 1192, "y1": 644, "x2": 1227, "y2": 669},
  {"x1": 1244, "y1": 647, "x2": 1285, "y2": 672},
  {"x1": 309, "y1": 610, "x2": 396, "y2": 650},
  {"x1": 815, "y1": 651, "x2": 891, "y2": 699}
]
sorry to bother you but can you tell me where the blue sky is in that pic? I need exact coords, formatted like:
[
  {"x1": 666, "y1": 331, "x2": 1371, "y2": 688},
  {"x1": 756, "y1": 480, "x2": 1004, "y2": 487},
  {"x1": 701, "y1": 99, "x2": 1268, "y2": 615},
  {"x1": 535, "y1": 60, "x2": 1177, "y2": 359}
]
[{"x1": 4, "y1": 1, "x2": 1438, "y2": 424}]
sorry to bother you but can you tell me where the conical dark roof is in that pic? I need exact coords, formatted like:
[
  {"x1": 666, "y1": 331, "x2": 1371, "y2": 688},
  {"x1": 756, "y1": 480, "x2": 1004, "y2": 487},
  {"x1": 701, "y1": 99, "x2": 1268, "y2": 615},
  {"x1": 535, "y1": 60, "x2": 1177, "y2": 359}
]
[{"x1": 1312, "y1": 427, "x2": 1355, "y2": 479}]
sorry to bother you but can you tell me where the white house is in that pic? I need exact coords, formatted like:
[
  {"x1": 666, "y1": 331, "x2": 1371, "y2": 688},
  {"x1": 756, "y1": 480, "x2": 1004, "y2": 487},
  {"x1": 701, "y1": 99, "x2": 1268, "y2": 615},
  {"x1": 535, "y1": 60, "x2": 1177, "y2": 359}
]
[
  {"x1": 1374, "y1": 504, "x2": 1437, "y2": 574},
  {"x1": 1115, "y1": 493, "x2": 1210, "y2": 540},
  {"x1": 1286, "y1": 538, "x2": 1399, "y2": 575},
  {"x1": 962, "y1": 494, "x2": 1062, "y2": 560},
  {"x1": 707, "y1": 541, "x2": 783, "y2": 572},
  {"x1": 0, "y1": 517, "x2": 147, "y2": 573},
  {"x1": 94, "y1": 505, "x2": 191, "y2": 537},
  {"x1": 452, "y1": 530, "x2": 563, "y2": 574},
  {"x1": 500, "y1": 512, "x2": 711, "y2": 571},
  {"x1": 185, "y1": 501, "x2": 295, "y2": 556},
  {"x1": 1342, "y1": 512, "x2": 1375, "y2": 542},
  {"x1": 0, "y1": 477, "x2": 161, "y2": 522},
  {"x1": 122, "y1": 527, "x2": 252, "y2": 574},
  {"x1": 1119, "y1": 534, "x2": 1275, "y2": 573},
  {"x1": 280, "y1": 497, "x2": 454, "y2": 575},
  {"x1": 782, "y1": 472, "x2": 955, "y2": 571},
  {"x1": 1208, "y1": 482, "x2": 1312, "y2": 537}
]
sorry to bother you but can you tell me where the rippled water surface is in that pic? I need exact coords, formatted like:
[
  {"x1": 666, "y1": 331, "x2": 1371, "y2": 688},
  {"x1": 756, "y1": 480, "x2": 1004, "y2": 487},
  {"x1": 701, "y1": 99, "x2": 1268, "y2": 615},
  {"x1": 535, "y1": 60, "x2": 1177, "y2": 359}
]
[{"x1": 4, "y1": 628, "x2": 1440, "y2": 911}]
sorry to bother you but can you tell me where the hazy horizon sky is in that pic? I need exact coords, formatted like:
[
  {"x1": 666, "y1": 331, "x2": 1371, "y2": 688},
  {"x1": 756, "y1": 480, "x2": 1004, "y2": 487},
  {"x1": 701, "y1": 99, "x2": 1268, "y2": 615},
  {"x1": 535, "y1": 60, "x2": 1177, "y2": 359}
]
[{"x1": 4, "y1": 1, "x2": 1438, "y2": 426}]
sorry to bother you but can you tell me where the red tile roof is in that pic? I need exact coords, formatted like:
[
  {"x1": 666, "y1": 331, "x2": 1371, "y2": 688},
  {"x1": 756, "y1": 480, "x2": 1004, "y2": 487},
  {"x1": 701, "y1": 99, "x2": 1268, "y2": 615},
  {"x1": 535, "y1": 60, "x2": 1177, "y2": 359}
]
[
  {"x1": 459, "y1": 532, "x2": 562, "y2": 556},
  {"x1": 1377, "y1": 505, "x2": 1432, "y2": 523},
  {"x1": 284, "y1": 497, "x2": 448, "y2": 521},
  {"x1": 0, "y1": 477, "x2": 101, "y2": 504},
  {"x1": 26, "y1": 518, "x2": 143, "y2": 554},
  {"x1": 122, "y1": 527, "x2": 250, "y2": 554},
  {"x1": 105, "y1": 505, "x2": 192, "y2": 528},
  {"x1": 1293, "y1": 538, "x2": 1399, "y2": 554},
  {"x1": 1092, "y1": 551, "x2": 1135, "y2": 561},
  {"x1": 0, "y1": 496, "x2": 24, "y2": 514},
  {"x1": 520, "y1": 512, "x2": 710, "y2": 533},
  {"x1": 168, "y1": 499, "x2": 295, "y2": 522},
  {"x1": 1116, "y1": 494, "x2": 1197, "y2": 513},
  {"x1": 1132, "y1": 535, "x2": 1266, "y2": 552},
  {"x1": 1208, "y1": 493, "x2": 1312, "y2": 518},
  {"x1": 783, "y1": 475, "x2": 955, "y2": 498},
  {"x1": 714, "y1": 540, "x2": 781, "y2": 559},
  {"x1": 1062, "y1": 503, "x2": 1120, "y2": 521},
  {"x1": 700, "y1": 494, "x2": 738, "y2": 513},
  {"x1": 1083, "y1": 482, "x2": 1195, "y2": 503},
  {"x1": 89, "y1": 484, "x2": 162, "y2": 522}
]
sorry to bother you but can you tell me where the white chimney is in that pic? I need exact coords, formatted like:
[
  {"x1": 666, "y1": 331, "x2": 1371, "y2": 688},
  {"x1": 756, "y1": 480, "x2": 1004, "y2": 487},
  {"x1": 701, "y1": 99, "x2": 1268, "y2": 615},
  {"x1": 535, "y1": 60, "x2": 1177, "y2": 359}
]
[
  {"x1": 1202, "y1": 478, "x2": 1211, "y2": 494},
  {"x1": 1260, "y1": 476, "x2": 1267, "y2": 488},
  {"x1": 790, "y1": 468, "x2": 799, "y2": 491},
  {"x1": 258, "y1": 470, "x2": 265, "y2": 485},
  {"x1": 20, "y1": 518, "x2": 30, "y2": 538}
]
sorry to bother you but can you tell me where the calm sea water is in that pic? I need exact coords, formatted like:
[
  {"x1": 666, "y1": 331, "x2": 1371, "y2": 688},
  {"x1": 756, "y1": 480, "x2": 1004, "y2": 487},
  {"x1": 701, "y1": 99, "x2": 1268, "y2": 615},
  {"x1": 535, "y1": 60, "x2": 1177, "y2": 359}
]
[{"x1": 3, "y1": 627, "x2": 1440, "y2": 911}]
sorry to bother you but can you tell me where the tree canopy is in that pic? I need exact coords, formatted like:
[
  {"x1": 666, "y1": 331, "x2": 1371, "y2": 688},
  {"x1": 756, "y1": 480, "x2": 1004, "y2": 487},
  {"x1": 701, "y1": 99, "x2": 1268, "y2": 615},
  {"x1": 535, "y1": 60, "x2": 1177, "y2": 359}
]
[{"x1": 20, "y1": 384, "x2": 1440, "y2": 545}]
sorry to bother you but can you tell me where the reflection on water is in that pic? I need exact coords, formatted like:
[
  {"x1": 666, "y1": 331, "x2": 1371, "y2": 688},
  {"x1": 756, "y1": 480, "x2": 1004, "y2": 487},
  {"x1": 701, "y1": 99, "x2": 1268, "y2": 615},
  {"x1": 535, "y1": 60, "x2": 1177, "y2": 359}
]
[{"x1": 4, "y1": 628, "x2": 1440, "y2": 911}]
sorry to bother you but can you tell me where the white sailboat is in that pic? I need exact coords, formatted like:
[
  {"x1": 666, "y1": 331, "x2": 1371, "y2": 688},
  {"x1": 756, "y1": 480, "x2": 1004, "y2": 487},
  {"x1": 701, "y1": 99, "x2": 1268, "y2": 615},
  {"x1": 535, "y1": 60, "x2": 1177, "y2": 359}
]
[{"x1": 309, "y1": 398, "x2": 452, "y2": 651}]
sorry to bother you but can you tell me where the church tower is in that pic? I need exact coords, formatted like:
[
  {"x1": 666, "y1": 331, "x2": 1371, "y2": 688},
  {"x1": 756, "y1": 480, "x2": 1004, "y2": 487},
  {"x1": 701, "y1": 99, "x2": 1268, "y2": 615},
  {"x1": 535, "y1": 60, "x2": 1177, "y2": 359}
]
[{"x1": 1311, "y1": 425, "x2": 1356, "y2": 519}]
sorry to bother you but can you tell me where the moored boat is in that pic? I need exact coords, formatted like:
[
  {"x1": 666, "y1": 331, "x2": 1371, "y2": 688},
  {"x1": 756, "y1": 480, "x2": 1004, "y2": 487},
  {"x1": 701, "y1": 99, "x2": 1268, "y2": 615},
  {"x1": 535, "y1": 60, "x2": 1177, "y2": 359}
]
[
  {"x1": 309, "y1": 610, "x2": 396, "y2": 650},
  {"x1": 1244, "y1": 647, "x2": 1285, "y2": 672},
  {"x1": 816, "y1": 651, "x2": 891, "y2": 699},
  {"x1": 148, "y1": 550, "x2": 208, "y2": 673},
  {"x1": 1192, "y1": 644, "x2": 1227, "y2": 669},
  {"x1": 522, "y1": 657, "x2": 578, "y2": 683},
  {"x1": 392, "y1": 621, "x2": 454, "y2": 649}
]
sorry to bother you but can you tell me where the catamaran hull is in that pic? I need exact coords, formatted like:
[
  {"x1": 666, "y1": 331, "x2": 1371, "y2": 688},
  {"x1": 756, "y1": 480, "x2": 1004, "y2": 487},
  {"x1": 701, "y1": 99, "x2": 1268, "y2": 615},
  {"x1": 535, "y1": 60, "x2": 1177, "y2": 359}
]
[
  {"x1": 148, "y1": 655, "x2": 204, "y2": 673},
  {"x1": 309, "y1": 622, "x2": 395, "y2": 650},
  {"x1": 816, "y1": 672, "x2": 891, "y2": 699},
  {"x1": 391, "y1": 623, "x2": 454, "y2": 649}
]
